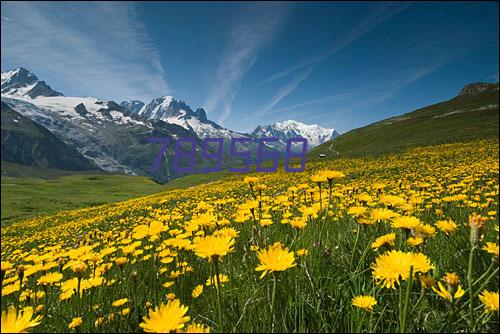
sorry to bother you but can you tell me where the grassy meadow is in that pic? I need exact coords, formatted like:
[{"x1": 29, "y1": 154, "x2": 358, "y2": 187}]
[{"x1": 1, "y1": 139, "x2": 499, "y2": 333}]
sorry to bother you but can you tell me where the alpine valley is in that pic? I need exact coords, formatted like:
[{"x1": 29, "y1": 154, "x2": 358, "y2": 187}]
[{"x1": 1, "y1": 68, "x2": 338, "y2": 182}]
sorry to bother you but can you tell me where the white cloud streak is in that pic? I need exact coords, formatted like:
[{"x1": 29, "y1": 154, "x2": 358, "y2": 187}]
[
  {"x1": 251, "y1": 2, "x2": 412, "y2": 122},
  {"x1": 261, "y1": 2, "x2": 413, "y2": 85},
  {"x1": 202, "y1": 3, "x2": 291, "y2": 126},
  {"x1": 1, "y1": 1, "x2": 169, "y2": 102}
]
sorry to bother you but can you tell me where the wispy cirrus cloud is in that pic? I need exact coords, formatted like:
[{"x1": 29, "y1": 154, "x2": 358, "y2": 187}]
[
  {"x1": 1, "y1": 1, "x2": 169, "y2": 102},
  {"x1": 202, "y1": 3, "x2": 292, "y2": 126},
  {"x1": 261, "y1": 2, "x2": 413, "y2": 85},
  {"x1": 252, "y1": 2, "x2": 412, "y2": 121}
]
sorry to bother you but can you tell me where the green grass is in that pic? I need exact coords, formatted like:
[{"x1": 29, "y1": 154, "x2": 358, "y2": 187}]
[
  {"x1": 1, "y1": 172, "x2": 161, "y2": 226},
  {"x1": 1, "y1": 163, "x2": 238, "y2": 225},
  {"x1": 1, "y1": 140, "x2": 498, "y2": 333},
  {"x1": 309, "y1": 86, "x2": 499, "y2": 160}
]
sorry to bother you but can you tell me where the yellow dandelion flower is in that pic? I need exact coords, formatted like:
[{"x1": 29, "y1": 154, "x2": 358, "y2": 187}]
[
  {"x1": 444, "y1": 272, "x2": 460, "y2": 286},
  {"x1": 1, "y1": 306, "x2": 42, "y2": 333},
  {"x1": 436, "y1": 219, "x2": 458, "y2": 235},
  {"x1": 407, "y1": 236, "x2": 424, "y2": 247},
  {"x1": 370, "y1": 208, "x2": 397, "y2": 222},
  {"x1": 371, "y1": 233, "x2": 396, "y2": 251},
  {"x1": 482, "y1": 242, "x2": 499, "y2": 258},
  {"x1": 68, "y1": 317, "x2": 83, "y2": 329},
  {"x1": 348, "y1": 206, "x2": 367, "y2": 218},
  {"x1": 181, "y1": 322, "x2": 211, "y2": 333},
  {"x1": 296, "y1": 248, "x2": 309, "y2": 257},
  {"x1": 95, "y1": 317, "x2": 105, "y2": 327},
  {"x1": 255, "y1": 243, "x2": 296, "y2": 279},
  {"x1": 192, "y1": 284, "x2": 204, "y2": 298},
  {"x1": 371, "y1": 250, "x2": 433, "y2": 289},
  {"x1": 191, "y1": 235, "x2": 235, "y2": 260},
  {"x1": 391, "y1": 216, "x2": 422, "y2": 230},
  {"x1": 163, "y1": 281, "x2": 175, "y2": 288},
  {"x1": 419, "y1": 274, "x2": 436, "y2": 289},
  {"x1": 432, "y1": 282, "x2": 465, "y2": 302},
  {"x1": 205, "y1": 274, "x2": 229, "y2": 287},
  {"x1": 112, "y1": 298, "x2": 128, "y2": 307},
  {"x1": 71, "y1": 261, "x2": 87, "y2": 276},
  {"x1": 479, "y1": 290, "x2": 499, "y2": 313},
  {"x1": 243, "y1": 176, "x2": 259, "y2": 185},
  {"x1": 37, "y1": 272, "x2": 63, "y2": 286},
  {"x1": 139, "y1": 299, "x2": 190, "y2": 333},
  {"x1": 352, "y1": 295, "x2": 377, "y2": 311}
]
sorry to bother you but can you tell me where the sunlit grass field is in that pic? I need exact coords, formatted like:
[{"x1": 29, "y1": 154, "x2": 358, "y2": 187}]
[{"x1": 1, "y1": 139, "x2": 499, "y2": 333}]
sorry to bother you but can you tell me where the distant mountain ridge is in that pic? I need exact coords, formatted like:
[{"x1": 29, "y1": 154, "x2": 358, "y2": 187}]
[
  {"x1": 252, "y1": 120, "x2": 339, "y2": 150},
  {"x1": 309, "y1": 81, "x2": 499, "y2": 159},
  {"x1": 1, "y1": 67, "x2": 63, "y2": 98},
  {"x1": 2, "y1": 67, "x2": 336, "y2": 180}
]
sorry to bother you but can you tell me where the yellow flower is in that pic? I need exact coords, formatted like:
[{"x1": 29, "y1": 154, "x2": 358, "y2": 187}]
[
  {"x1": 320, "y1": 170, "x2": 345, "y2": 181},
  {"x1": 205, "y1": 274, "x2": 229, "y2": 287},
  {"x1": 432, "y1": 282, "x2": 465, "y2": 302},
  {"x1": 115, "y1": 257, "x2": 128, "y2": 268},
  {"x1": 419, "y1": 274, "x2": 436, "y2": 289},
  {"x1": 370, "y1": 208, "x2": 397, "y2": 222},
  {"x1": 482, "y1": 242, "x2": 499, "y2": 258},
  {"x1": 255, "y1": 243, "x2": 296, "y2": 279},
  {"x1": 243, "y1": 176, "x2": 259, "y2": 185},
  {"x1": 68, "y1": 317, "x2": 83, "y2": 329},
  {"x1": 1, "y1": 261, "x2": 13, "y2": 272},
  {"x1": 139, "y1": 299, "x2": 190, "y2": 333},
  {"x1": 352, "y1": 295, "x2": 377, "y2": 311},
  {"x1": 407, "y1": 236, "x2": 424, "y2": 247},
  {"x1": 289, "y1": 218, "x2": 307, "y2": 229},
  {"x1": 479, "y1": 290, "x2": 499, "y2": 313},
  {"x1": 94, "y1": 317, "x2": 105, "y2": 327},
  {"x1": 37, "y1": 272, "x2": 63, "y2": 286},
  {"x1": 181, "y1": 322, "x2": 211, "y2": 333},
  {"x1": 391, "y1": 216, "x2": 422, "y2": 230},
  {"x1": 192, "y1": 284, "x2": 204, "y2": 298},
  {"x1": 296, "y1": 248, "x2": 309, "y2": 257},
  {"x1": 444, "y1": 272, "x2": 460, "y2": 286},
  {"x1": 120, "y1": 308, "x2": 130, "y2": 316},
  {"x1": 112, "y1": 298, "x2": 128, "y2": 307},
  {"x1": 436, "y1": 219, "x2": 458, "y2": 235},
  {"x1": 163, "y1": 281, "x2": 175, "y2": 288},
  {"x1": 1, "y1": 306, "x2": 42, "y2": 333},
  {"x1": 311, "y1": 174, "x2": 327, "y2": 184},
  {"x1": 348, "y1": 206, "x2": 367, "y2": 218},
  {"x1": 415, "y1": 224, "x2": 436, "y2": 237},
  {"x1": 371, "y1": 250, "x2": 433, "y2": 289},
  {"x1": 191, "y1": 235, "x2": 235, "y2": 260},
  {"x1": 371, "y1": 233, "x2": 396, "y2": 251},
  {"x1": 71, "y1": 261, "x2": 87, "y2": 276}
]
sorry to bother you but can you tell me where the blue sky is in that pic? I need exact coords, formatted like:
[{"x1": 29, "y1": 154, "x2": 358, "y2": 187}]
[{"x1": 1, "y1": 1, "x2": 498, "y2": 133}]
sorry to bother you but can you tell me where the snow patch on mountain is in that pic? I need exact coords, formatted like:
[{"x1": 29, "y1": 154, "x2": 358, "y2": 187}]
[{"x1": 252, "y1": 120, "x2": 340, "y2": 149}]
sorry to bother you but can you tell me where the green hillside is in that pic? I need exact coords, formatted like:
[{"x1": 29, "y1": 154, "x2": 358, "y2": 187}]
[{"x1": 309, "y1": 82, "x2": 499, "y2": 159}]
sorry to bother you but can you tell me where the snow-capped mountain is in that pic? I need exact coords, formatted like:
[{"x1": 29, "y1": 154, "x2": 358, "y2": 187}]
[
  {"x1": 251, "y1": 120, "x2": 340, "y2": 150},
  {"x1": 0, "y1": 67, "x2": 247, "y2": 181},
  {"x1": 124, "y1": 96, "x2": 241, "y2": 139},
  {"x1": 120, "y1": 100, "x2": 145, "y2": 115},
  {"x1": 1, "y1": 67, "x2": 63, "y2": 98},
  {"x1": 1, "y1": 67, "x2": 342, "y2": 180}
]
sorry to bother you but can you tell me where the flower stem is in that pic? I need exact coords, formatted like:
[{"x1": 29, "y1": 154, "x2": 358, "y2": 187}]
[
  {"x1": 271, "y1": 272, "x2": 278, "y2": 333},
  {"x1": 400, "y1": 265, "x2": 413, "y2": 333},
  {"x1": 467, "y1": 246, "x2": 477, "y2": 331},
  {"x1": 213, "y1": 258, "x2": 223, "y2": 331}
]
